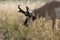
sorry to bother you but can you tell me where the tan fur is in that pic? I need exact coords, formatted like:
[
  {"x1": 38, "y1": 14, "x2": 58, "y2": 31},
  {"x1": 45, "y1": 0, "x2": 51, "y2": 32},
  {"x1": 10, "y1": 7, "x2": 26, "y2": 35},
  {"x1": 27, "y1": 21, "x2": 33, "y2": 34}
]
[{"x1": 32, "y1": 1, "x2": 60, "y2": 30}]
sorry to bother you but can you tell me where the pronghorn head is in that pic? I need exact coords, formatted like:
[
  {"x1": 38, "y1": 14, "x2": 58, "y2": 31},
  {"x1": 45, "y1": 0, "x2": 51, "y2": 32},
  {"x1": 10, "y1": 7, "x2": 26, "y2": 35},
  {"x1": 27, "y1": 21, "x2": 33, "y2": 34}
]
[{"x1": 18, "y1": 5, "x2": 36, "y2": 26}]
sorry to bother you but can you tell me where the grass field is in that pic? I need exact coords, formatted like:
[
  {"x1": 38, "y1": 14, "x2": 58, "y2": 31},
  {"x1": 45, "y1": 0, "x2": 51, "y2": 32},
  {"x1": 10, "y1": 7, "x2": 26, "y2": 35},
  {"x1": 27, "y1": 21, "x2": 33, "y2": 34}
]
[{"x1": 0, "y1": 1, "x2": 60, "y2": 40}]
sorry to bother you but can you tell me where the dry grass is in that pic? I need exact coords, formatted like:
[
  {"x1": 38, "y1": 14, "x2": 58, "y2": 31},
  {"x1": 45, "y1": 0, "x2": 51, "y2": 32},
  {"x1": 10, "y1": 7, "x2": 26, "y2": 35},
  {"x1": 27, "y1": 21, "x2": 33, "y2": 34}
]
[{"x1": 0, "y1": 1, "x2": 60, "y2": 40}]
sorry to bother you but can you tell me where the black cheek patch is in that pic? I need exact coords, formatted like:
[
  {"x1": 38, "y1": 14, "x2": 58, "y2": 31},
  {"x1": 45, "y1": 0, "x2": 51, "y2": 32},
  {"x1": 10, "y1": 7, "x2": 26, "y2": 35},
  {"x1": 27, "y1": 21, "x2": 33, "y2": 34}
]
[
  {"x1": 32, "y1": 16, "x2": 36, "y2": 20},
  {"x1": 23, "y1": 18, "x2": 29, "y2": 27}
]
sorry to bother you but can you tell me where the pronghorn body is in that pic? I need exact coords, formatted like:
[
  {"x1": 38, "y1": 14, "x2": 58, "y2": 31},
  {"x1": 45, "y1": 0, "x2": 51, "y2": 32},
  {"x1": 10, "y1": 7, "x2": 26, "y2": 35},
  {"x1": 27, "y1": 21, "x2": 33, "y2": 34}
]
[
  {"x1": 32, "y1": 1, "x2": 60, "y2": 18},
  {"x1": 18, "y1": 1, "x2": 60, "y2": 30}
]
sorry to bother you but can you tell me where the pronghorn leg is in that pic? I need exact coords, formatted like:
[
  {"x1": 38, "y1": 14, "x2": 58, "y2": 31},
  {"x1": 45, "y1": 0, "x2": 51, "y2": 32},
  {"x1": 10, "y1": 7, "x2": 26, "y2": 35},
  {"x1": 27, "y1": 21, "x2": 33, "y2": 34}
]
[
  {"x1": 48, "y1": 9, "x2": 56, "y2": 30},
  {"x1": 52, "y1": 9, "x2": 56, "y2": 30},
  {"x1": 52, "y1": 17, "x2": 56, "y2": 30}
]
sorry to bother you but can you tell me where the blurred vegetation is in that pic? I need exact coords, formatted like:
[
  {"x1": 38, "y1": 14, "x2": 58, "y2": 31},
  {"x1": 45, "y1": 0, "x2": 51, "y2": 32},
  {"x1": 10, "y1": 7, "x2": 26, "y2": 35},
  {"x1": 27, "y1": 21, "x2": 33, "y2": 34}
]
[{"x1": 0, "y1": 0, "x2": 47, "y2": 3}]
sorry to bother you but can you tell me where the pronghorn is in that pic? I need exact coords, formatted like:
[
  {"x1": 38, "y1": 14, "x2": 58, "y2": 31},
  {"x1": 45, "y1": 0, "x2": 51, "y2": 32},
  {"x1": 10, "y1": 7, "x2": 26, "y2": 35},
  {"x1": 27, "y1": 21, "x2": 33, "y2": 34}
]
[{"x1": 18, "y1": 1, "x2": 60, "y2": 30}]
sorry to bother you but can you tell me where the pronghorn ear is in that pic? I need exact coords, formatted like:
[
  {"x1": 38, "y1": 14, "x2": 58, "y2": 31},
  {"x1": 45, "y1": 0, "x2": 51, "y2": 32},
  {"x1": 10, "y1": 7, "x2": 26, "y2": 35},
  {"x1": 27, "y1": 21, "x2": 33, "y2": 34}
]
[{"x1": 26, "y1": 5, "x2": 30, "y2": 12}]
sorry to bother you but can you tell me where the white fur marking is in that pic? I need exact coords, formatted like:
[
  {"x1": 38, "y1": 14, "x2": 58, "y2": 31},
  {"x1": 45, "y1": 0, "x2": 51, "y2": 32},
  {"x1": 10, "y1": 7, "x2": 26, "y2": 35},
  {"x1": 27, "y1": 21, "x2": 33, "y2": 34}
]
[
  {"x1": 55, "y1": 7, "x2": 60, "y2": 18},
  {"x1": 45, "y1": 10, "x2": 51, "y2": 19},
  {"x1": 29, "y1": 11, "x2": 32, "y2": 13},
  {"x1": 32, "y1": 12, "x2": 35, "y2": 16},
  {"x1": 29, "y1": 11, "x2": 35, "y2": 16},
  {"x1": 45, "y1": 11, "x2": 48, "y2": 18}
]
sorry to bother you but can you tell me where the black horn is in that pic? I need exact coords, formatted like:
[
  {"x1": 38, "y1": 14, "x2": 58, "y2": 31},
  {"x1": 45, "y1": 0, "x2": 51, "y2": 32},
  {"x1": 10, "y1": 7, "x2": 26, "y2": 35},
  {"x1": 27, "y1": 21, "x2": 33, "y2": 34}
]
[
  {"x1": 26, "y1": 5, "x2": 30, "y2": 13},
  {"x1": 18, "y1": 5, "x2": 26, "y2": 14}
]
